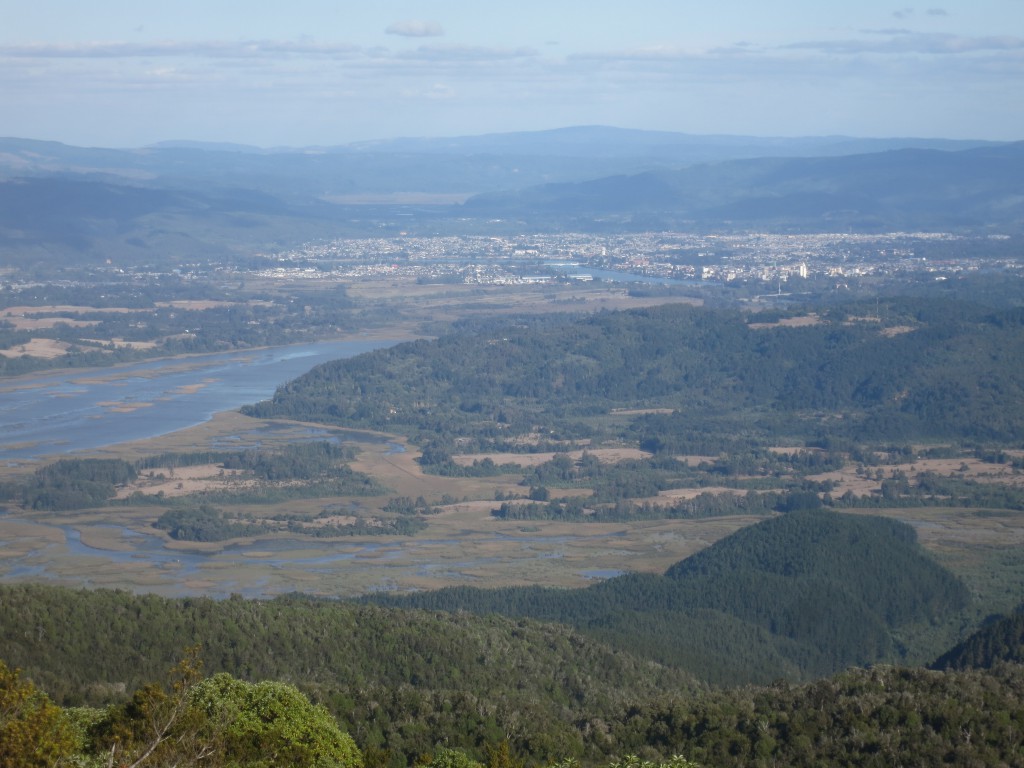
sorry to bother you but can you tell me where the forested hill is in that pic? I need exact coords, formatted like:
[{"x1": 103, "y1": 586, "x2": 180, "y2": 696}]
[
  {"x1": 4, "y1": 584, "x2": 1024, "y2": 766},
  {"x1": 370, "y1": 510, "x2": 970, "y2": 685},
  {"x1": 244, "y1": 298, "x2": 1024, "y2": 448},
  {"x1": 0, "y1": 584, "x2": 694, "y2": 762},
  {"x1": 931, "y1": 606, "x2": 1024, "y2": 671}
]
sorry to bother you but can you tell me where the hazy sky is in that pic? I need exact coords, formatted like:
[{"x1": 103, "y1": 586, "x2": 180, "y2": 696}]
[{"x1": 2, "y1": 0, "x2": 1022, "y2": 147}]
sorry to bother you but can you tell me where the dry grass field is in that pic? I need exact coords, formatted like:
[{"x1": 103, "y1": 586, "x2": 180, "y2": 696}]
[
  {"x1": 115, "y1": 464, "x2": 253, "y2": 499},
  {"x1": 747, "y1": 313, "x2": 821, "y2": 330},
  {"x1": 451, "y1": 447, "x2": 651, "y2": 469},
  {"x1": 807, "y1": 456, "x2": 1024, "y2": 497},
  {"x1": 0, "y1": 339, "x2": 73, "y2": 358}
]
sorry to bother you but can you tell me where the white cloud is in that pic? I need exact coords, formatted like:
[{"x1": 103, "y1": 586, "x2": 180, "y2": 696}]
[
  {"x1": 0, "y1": 40, "x2": 363, "y2": 59},
  {"x1": 399, "y1": 44, "x2": 538, "y2": 62},
  {"x1": 385, "y1": 20, "x2": 444, "y2": 38},
  {"x1": 784, "y1": 32, "x2": 1024, "y2": 55},
  {"x1": 860, "y1": 28, "x2": 914, "y2": 36},
  {"x1": 2, "y1": 20, "x2": 1020, "y2": 146},
  {"x1": 399, "y1": 83, "x2": 456, "y2": 100},
  {"x1": 569, "y1": 45, "x2": 707, "y2": 62}
]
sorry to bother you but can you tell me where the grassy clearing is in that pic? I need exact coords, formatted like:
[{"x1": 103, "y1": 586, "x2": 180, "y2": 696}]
[
  {"x1": 451, "y1": 447, "x2": 651, "y2": 468},
  {"x1": 0, "y1": 339, "x2": 72, "y2": 358}
]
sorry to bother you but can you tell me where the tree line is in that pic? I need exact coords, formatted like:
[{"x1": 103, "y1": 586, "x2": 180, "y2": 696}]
[
  {"x1": 4, "y1": 594, "x2": 1024, "y2": 767},
  {"x1": 245, "y1": 299, "x2": 1024, "y2": 464}
]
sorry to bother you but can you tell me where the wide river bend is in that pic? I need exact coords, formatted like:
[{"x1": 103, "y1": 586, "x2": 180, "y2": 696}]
[{"x1": 0, "y1": 338, "x2": 400, "y2": 464}]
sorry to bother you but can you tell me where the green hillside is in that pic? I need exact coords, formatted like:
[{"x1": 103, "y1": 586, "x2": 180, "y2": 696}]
[
  {"x1": 245, "y1": 299, "x2": 1024, "y2": 451},
  {"x1": 931, "y1": 606, "x2": 1024, "y2": 671},
  {"x1": 2, "y1": 584, "x2": 1024, "y2": 767},
  {"x1": 371, "y1": 511, "x2": 970, "y2": 684},
  {"x1": 0, "y1": 584, "x2": 693, "y2": 764},
  {"x1": 600, "y1": 663, "x2": 1024, "y2": 767}
]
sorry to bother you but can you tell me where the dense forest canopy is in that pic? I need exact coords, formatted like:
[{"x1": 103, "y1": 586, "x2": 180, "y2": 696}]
[
  {"x1": 370, "y1": 510, "x2": 970, "y2": 684},
  {"x1": 931, "y1": 605, "x2": 1024, "y2": 671},
  {"x1": 245, "y1": 298, "x2": 1024, "y2": 451},
  {"x1": 0, "y1": 583, "x2": 695, "y2": 765},
  {"x1": 4, "y1": 583, "x2": 1024, "y2": 767}
]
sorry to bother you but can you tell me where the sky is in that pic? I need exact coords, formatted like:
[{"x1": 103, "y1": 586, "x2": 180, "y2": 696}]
[{"x1": 1, "y1": 0, "x2": 1022, "y2": 147}]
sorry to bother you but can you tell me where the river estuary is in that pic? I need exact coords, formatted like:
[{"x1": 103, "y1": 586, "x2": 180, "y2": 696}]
[
  {"x1": 0, "y1": 338, "x2": 399, "y2": 464},
  {"x1": 0, "y1": 335, "x2": 716, "y2": 597}
]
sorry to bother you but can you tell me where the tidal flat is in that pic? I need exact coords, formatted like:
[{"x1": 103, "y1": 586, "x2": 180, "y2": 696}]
[
  {"x1": 4, "y1": 405, "x2": 1024, "y2": 606},
  {"x1": 0, "y1": 409, "x2": 763, "y2": 597}
]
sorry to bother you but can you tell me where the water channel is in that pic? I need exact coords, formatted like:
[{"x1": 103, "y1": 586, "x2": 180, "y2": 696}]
[
  {"x1": 0, "y1": 338, "x2": 400, "y2": 463},
  {"x1": 0, "y1": 337, "x2": 652, "y2": 596}
]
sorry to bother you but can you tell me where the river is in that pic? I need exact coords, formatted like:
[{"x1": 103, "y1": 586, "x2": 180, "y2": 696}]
[
  {"x1": 0, "y1": 337, "x2": 402, "y2": 463},
  {"x1": 0, "y1": 335, "x2": 651, "y2": 597}
]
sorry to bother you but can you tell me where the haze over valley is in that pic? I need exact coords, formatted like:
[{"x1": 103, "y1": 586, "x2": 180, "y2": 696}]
[{"x1": 2, "y1": 1, "x2": 1024, "y2": 766}]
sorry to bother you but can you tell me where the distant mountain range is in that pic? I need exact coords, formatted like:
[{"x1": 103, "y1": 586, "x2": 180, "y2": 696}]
[
  {"x1": 465, "y1": 141, "x2": 1024, "y2": 232},
  {"x1": 341, "y1": 125, "x2": 999, "y2": 161},
  {"x1": 0, "y1": 126, "x2": 1007, "y2": 195},
  {"x1": 0, "y1": 127, "x2": 1021, "y2": 263},
  {"x1": 52, "y1": 126, "x2": 1002, "y2": 157}
]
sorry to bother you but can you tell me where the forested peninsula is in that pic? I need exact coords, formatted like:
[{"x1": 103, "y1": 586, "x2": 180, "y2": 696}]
[{"x1": 245, "y1": 298, "x2": 1024, "y2": 450}]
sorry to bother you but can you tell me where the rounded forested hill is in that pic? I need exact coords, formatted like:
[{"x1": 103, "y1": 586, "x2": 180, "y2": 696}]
[
  {"x1": 371, "y1": 510, "x2": 971, "y2": 685},
  {"x1": 664, "y1": 509, "x2": 967, "y2": 629},
  {"x1": 656, "y1": 510, "x2": 970, "y2": 673},
  {"x1": 931, "y1": 606, "x2": 1024, "y2": 671}
]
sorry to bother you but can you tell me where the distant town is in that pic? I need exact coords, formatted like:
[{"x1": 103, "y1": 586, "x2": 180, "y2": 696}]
[{"x1": 240, "y1": 231, "x2": 1021, "y2": 289}]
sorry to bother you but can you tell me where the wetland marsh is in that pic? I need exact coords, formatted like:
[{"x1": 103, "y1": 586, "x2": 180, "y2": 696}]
[
  {"x1": 0, "y1": 407, "x2": 761, "y2": 597},
  {"x1": 2, "y1": 288, "x2": 1024, "y2": 609}
]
